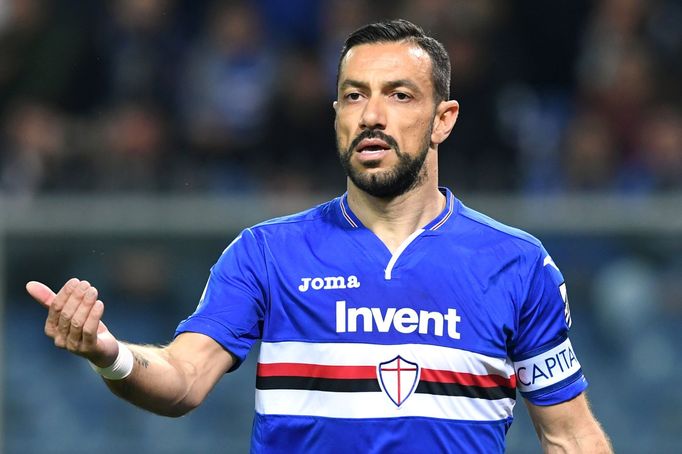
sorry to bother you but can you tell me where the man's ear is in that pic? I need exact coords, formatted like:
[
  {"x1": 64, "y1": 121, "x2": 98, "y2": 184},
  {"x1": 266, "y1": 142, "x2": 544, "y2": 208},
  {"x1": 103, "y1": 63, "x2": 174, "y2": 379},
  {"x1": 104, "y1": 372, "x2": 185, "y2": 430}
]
[
  {"x1": 431, "y1": 100, "x2": 459, "y2": 145},
  {"x1": 333, "y1": 101, "x2": 338, "y2": 130}
]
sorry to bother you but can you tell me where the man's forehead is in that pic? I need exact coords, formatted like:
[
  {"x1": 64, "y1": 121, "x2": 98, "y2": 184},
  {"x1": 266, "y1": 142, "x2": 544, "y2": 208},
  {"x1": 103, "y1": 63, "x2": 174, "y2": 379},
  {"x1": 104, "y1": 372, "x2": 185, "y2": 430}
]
[
  {"x1": 340, "y1": 41, "x2": 432, "y2": 80},
  {"x1": 344, "y1": 41, "x2": 429, "y2": 61}
]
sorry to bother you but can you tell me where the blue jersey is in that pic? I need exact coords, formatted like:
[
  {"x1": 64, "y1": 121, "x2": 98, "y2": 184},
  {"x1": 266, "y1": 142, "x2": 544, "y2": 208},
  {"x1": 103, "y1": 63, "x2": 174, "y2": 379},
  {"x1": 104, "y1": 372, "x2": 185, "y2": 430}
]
[{"x1": 176, "y1": 188, "x2": 587, "y2": 453}]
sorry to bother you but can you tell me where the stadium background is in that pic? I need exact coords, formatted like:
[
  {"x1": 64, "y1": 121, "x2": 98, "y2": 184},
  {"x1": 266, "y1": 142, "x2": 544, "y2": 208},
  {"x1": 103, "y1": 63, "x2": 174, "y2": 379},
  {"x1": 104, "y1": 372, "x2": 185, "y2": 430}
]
[{"x1": 0, "y1": 0, "x2": 680, "y2": 452}]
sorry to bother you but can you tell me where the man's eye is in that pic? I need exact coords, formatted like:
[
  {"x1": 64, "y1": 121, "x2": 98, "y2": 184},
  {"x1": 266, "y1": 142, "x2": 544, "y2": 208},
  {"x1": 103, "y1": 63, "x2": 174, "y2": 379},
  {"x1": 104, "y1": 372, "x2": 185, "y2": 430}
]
[
  {"x1": 393, "y1": 92, "x2": 411, "y2": 101},
  {"x1": 345, "y1": 93, "x2": 362, "y2": 101}
]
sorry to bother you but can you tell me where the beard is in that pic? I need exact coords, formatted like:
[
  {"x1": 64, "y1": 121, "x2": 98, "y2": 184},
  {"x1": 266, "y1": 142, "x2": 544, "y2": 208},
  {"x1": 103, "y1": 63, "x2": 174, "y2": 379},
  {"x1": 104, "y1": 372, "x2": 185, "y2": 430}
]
[{"x1": 337, "y1": 127, "x2": 432, "y2": 199}]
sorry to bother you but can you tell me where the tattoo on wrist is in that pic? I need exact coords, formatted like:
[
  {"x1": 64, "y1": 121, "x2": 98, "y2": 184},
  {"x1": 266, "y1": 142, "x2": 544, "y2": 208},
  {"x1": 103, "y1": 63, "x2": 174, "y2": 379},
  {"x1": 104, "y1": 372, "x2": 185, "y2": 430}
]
[{"x1": 133, "y1": 352, "x2": 150, "y2": 368}]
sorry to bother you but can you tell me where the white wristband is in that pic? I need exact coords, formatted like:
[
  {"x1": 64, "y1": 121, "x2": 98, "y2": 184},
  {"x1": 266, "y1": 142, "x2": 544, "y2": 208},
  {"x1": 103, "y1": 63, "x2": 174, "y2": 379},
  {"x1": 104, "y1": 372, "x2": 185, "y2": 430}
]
[{"x1": 89, "y1": 341, "x2": 134, "y2": 380}]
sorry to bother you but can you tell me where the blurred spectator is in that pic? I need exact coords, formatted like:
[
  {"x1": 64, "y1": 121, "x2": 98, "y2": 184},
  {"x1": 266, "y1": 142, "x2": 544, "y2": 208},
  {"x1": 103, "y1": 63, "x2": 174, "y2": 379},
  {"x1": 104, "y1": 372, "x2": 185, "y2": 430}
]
[
  {"x1": 645, "y1": 0, "x2": 682, "y2": 101},
  {"x1": 399, "y1": 0, "x2": 499, "y2": 44},
  {"x1": 0, "y1": 2, "x2": 9, "y2": 30},
  {"x1": 412, "y1": 1, "x2": 517, "y2": 191},
  {"x1": 618, "y1": 107, "x2": 682, "y2": 192},
  {"x1": 562, "y1": 111, "x2": 618, "y2": 191},
  {"x1": 318, "y1": 0, "x2": 374, "y2": 93},
  {"x1": 178, "y1": 0, "x2": 275, "y2": 191},
  {"x1": 255, "y1": 0, "x2": 324, "y2": 49},
  {"x1": 0, "y1": 0, "x2": 101, "y2": 112},
  {"x1": 99, "y1": 0, "x2": 186, "y2": 109},
  {"x1": 577, "y1": 0, "x2": 657, "y2": 154},
  {"x1": 0, "y1": 0, "x2": 50, "y2": 106},
  {"x1": 578, "y1": 44, "x2": 656, "y2": 156},
  {"x1": 0, "y1": 100, "x2": 67, "y2": 195},
  {"x1": 92, "y1": 100, "x2": 171, "y2": 192},
  {"x1": 263, "y1": 51, "x2": 338, "y2": 193}
]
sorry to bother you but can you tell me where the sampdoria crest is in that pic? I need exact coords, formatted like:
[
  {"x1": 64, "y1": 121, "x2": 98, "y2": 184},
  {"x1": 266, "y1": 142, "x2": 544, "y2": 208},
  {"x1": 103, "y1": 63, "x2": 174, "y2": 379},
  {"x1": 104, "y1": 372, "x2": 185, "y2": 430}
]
[{"x1": 377, "y1": 355, "x2": 420, "y2": 407}]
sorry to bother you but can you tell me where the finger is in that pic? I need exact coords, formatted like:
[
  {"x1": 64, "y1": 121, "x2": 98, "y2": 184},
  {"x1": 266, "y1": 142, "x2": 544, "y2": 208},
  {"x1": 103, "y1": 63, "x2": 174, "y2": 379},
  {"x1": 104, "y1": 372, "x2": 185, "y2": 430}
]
[
  {"x1": 55, "y1": 280, "x2": 90, "y2": 345},
  {"x1": 66, "y1": 286, "x2": 98, "y2": 352},
  {"x1": 51, "y1": 278, "x2": 81, "y2": 312},
  {"x1": 45, "y1": 278, "x2": 80, "y2": 338},
  {"x1": 82, "y1": 300, "x2": 104, "y2": 348},
  {"x1": 26, "y1": 281, "x2": 57, "y2": 308},
  {"x1": 57, "y1": 280, "x2": 90, "y2": 334}
]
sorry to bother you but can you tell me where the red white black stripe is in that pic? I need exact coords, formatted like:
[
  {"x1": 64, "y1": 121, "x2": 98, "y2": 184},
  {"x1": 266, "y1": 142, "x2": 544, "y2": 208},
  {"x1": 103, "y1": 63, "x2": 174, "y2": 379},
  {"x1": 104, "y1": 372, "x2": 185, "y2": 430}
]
[
  {"x1": 256, "y1": 362, "x2": 515, "y2": 400},
  {"x1": 255, "y1": 342, "x2": 517, "y2": 421}
]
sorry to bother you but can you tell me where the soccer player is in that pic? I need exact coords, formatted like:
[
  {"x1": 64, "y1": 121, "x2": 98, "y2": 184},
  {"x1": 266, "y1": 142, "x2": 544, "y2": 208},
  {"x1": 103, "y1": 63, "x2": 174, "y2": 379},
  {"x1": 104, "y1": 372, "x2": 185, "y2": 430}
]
[{"x1": 27, "y1": 19, "x2": 612, "y2": 453}]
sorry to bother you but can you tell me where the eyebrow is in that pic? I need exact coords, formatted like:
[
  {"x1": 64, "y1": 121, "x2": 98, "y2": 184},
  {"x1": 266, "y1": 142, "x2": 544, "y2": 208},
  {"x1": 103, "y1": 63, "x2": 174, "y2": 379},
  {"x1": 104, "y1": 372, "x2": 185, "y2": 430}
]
[
  {"x1": 340, "y1": 78, "x2": 423, "y2": 95},
  {"x1": 384, "y1": 79, "x2": 421, "y2": 94},
  {"x1": 339, "y1": 79, "x2": 369, "y2": 91}
]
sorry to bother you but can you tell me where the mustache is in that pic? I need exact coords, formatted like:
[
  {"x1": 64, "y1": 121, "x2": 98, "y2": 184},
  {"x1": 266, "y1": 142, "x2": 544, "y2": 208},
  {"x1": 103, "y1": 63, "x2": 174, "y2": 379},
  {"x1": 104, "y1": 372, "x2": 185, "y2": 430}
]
[{"x1": 347, "y1": 129, "x2": 399, "y2": 155}]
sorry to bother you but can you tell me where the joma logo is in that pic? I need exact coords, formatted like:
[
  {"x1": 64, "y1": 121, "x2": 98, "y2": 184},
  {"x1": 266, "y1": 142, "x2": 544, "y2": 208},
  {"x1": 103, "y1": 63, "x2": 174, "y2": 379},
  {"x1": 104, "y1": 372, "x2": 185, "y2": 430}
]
[{"x1": 298, "y1": 275, "x2": 360, "y2": 292}]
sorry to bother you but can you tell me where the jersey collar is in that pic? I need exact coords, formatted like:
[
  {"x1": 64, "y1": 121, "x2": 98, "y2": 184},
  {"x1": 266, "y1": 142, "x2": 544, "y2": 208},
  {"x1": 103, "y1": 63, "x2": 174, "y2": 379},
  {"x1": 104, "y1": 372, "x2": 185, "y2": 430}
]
[
  {"x1": 338, "y1": 193, "x2": 360, "y2": 228},
  {"x1": 337, "y1": 187, "x2": 458, "y2": 232}
]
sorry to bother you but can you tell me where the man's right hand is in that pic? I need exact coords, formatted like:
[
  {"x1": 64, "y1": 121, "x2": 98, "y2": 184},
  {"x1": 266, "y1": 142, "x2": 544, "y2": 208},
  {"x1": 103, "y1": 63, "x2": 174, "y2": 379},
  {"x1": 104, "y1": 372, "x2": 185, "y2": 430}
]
[{"x1": 26, "y1": 278, "x2": 119, "y2": 367}]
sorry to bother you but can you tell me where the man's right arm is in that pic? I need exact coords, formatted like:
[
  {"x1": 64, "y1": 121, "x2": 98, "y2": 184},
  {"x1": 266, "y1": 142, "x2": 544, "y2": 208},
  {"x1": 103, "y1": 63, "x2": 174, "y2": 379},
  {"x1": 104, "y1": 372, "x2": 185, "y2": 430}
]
[
  {"x1": 104, "y1": 333, "x2": 234, "y2": 417},
  {"x1": 26, "y1": 279, "x2": 234, "y2": 417}
]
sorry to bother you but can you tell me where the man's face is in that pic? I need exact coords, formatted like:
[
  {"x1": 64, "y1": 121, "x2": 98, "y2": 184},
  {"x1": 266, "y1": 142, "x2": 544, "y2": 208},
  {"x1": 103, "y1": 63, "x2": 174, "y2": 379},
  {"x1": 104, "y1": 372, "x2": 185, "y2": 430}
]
[{"x1": 335, "y1": 41, "x2": 437, "y2": 198}]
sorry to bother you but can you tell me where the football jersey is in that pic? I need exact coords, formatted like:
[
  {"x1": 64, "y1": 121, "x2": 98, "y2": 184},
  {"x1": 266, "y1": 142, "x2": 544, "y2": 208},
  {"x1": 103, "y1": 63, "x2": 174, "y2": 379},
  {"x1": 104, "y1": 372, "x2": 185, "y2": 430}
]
[{"x1": 175, "y1": 188, "x2": 587, "y2": 453}]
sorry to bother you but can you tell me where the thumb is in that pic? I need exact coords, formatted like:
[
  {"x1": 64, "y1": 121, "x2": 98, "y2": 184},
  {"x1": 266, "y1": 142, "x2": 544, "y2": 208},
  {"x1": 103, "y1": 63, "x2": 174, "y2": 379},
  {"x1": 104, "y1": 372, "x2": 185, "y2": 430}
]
[{"x1": 26, "y1": 281, "x2": 56, "y2": 309}]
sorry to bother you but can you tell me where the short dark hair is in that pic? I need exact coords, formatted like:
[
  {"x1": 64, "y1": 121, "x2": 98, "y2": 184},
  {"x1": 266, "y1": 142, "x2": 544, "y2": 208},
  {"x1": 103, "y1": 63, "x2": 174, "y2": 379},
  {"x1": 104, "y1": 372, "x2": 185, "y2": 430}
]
[{"x1": 337, "y1": 19, "x2": 451, "y2": 103}]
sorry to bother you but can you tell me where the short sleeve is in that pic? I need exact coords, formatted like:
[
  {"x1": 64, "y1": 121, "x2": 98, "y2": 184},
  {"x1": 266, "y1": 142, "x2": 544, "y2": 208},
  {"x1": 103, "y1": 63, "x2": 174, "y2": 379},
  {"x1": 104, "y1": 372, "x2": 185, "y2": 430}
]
[
  {"x1": 175, "y1": 228, "x2": 267, "y2": 371},
  {"x1": 510, "y1": 247, "x2": 588, "y2": 405}
]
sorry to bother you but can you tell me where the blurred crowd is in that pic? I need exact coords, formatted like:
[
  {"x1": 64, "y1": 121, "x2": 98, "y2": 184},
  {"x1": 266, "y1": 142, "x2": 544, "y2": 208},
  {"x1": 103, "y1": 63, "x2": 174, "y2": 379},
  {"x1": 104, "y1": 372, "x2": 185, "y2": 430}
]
[{"x1": 0, "y1": 0, "x2": 681, "y2": 196}]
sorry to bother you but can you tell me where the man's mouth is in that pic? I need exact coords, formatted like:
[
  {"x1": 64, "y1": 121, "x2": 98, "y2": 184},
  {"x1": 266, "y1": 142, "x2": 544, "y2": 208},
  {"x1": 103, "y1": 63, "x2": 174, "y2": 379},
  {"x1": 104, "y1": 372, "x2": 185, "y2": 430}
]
[{"x1": 356, "y1": 138, "x2": 392, "y2": 154}]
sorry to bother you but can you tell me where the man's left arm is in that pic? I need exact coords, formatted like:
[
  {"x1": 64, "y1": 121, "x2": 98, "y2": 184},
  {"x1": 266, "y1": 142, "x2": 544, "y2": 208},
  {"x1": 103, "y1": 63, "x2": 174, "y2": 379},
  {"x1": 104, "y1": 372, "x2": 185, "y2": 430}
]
[{"x1": 526, "y1": 392, "x2": 613, "y2": 453}]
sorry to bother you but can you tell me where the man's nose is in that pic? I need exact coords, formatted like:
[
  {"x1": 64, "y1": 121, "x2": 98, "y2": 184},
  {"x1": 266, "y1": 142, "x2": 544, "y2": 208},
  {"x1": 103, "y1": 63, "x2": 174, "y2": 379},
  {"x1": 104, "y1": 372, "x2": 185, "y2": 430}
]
[{"x1": 360, "y1": 96, "x2": 387, "y2": 130}]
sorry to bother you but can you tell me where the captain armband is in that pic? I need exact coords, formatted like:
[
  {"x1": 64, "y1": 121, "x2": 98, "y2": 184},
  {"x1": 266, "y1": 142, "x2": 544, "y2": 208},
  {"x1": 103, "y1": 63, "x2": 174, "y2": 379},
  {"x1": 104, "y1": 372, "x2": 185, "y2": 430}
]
[{"x1": 513, "y1": 338, "x2": 582, "y2": 395}]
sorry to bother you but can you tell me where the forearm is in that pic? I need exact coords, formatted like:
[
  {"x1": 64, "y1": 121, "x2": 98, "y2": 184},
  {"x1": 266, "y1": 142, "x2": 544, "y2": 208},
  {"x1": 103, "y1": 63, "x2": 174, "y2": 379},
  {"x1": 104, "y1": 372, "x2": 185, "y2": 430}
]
[
  {"x1": 537, "y1": 420, "x2": 613, "y2": 454},
  {"x1": 528, "y1": 395, "x2": 612, "y2": 454},
  {"x1": 101, "y1": 343, "x2": 202, "y2": 417}
]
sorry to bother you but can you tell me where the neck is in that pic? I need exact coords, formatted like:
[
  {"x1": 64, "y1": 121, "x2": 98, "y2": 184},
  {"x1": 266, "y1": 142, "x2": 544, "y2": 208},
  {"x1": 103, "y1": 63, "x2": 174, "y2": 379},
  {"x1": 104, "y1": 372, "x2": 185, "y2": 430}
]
[{"x1": 346, "y1": 180, "x2": 445, "y2": 253}]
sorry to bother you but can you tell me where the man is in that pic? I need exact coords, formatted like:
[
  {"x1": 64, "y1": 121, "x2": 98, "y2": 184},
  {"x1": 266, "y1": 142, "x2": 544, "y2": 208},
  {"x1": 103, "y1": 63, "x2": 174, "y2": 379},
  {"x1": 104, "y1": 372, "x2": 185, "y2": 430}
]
[{"x1": 27, "y1": 19, "x2": 612, "y2": 453}]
